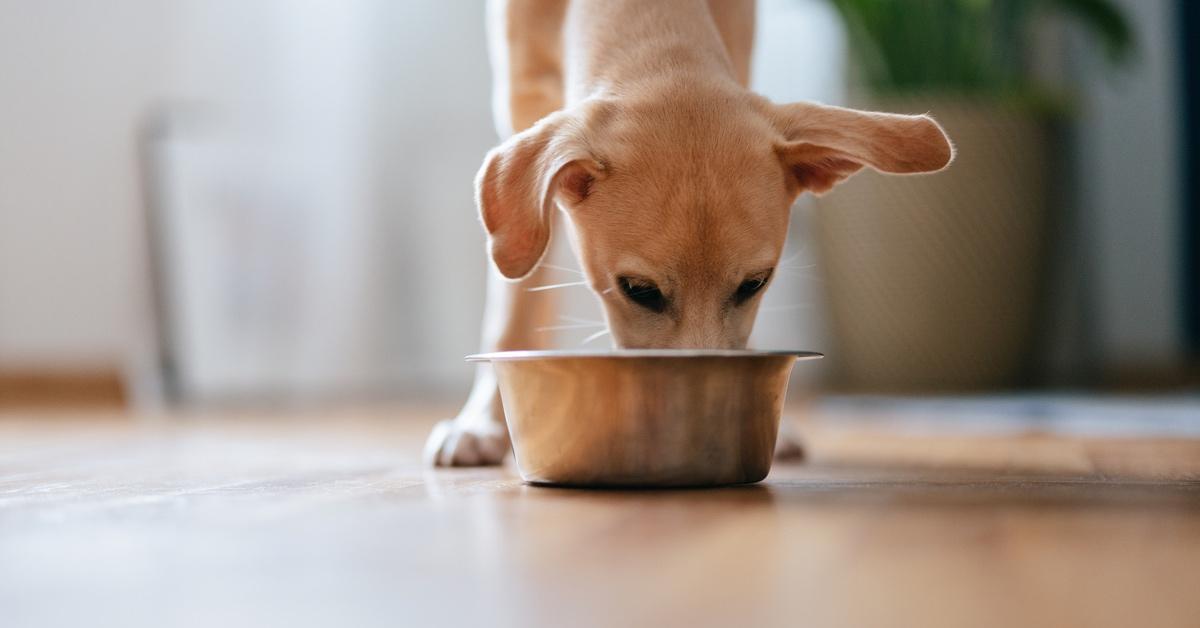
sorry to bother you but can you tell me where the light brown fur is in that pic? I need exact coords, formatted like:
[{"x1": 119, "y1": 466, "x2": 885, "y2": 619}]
[{"x1": 426, "y1": 0, "x2": 952, "y2": 466}]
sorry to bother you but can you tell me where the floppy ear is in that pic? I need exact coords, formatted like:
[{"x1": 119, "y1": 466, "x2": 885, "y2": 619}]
[
  {"x1": 770, "y1": 101, "x2": 954, "y2": 195},
  {"x1": 476, "y1": 110, "x2": 605, "y2": 280}
]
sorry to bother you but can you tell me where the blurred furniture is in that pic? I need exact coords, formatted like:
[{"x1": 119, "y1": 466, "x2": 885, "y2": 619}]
[
  {"x1": 142, "y1": 112, "x2": 385, "y2": 406},
  {"x1": 815, "y1": 102, "x2": 1050, "y2": 390}
]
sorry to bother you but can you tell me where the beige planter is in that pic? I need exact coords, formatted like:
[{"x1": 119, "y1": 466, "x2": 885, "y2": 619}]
[{"x1": 813, "y1": 101, "x2": 1051, "y2": 391}]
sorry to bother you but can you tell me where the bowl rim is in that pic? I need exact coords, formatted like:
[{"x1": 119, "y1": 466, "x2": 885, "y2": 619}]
[{"x1": 466, "y1": 349, "x2": 824, "y2": 362}]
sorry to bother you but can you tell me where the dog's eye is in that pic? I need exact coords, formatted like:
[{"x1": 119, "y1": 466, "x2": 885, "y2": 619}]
[
  {"x1": 734, "y1": 271, "x2": 772, "y2": 305},
  {"x1": 619, "y1": 277, "x2": 667, "y2": 313}
]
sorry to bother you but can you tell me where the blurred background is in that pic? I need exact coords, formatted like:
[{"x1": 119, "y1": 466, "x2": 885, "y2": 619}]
[{"x1": 0, "y1": 0, "x2": 1195, "y2": 411}]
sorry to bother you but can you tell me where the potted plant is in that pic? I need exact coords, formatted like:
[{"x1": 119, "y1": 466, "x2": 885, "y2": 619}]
[{"x1": 812, "y1": 0, "x2": 1133, "y2": 391}]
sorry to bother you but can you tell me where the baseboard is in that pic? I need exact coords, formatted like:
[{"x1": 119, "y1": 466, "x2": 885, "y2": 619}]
[{"x1": 0, "y1": 369, "x2": 127, "y2": 409}]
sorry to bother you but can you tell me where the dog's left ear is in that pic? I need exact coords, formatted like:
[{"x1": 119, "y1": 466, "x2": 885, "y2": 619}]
[
  {"x1": 769, "y1": 101, "x2": 954, "y2": 196},
  {"x1": 476, "y1": 110, "x2": 605, "y2": 280}
]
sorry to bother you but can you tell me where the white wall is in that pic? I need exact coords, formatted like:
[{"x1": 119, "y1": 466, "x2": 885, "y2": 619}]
[
  {"x1": 0, "y1": 1, "x2": 175, "y2": 368},
  {"x1": 366, "y1": 0, "x2": 495, "y2": 395}
]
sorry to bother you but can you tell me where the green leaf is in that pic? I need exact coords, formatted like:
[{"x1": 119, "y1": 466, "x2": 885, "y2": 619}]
[
  {"x1": 1041, "y1": 0, "x2": 1135, "y2": 63},
  {"x1": 821, "y1": 0, "x2": 1137, "y2": 95}
]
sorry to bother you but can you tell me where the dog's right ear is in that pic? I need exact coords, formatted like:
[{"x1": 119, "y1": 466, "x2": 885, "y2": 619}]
[{"x1": 476, "y1": 110, "x2": 605, "y2": 280}]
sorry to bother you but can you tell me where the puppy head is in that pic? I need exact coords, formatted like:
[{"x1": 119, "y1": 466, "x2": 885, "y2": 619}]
[{"x1": 477, "y1": 95, "x2": 952, "y2": 349}]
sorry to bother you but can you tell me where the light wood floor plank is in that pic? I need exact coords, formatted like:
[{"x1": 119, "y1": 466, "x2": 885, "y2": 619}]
[{"x1": 0, "y1": 405, "x2": 1197, "y2": 628}]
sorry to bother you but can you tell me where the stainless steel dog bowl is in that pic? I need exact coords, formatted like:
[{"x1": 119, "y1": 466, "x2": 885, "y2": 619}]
[{"x1": 467, "y1": 350, "x2": 823, "y2": 487}]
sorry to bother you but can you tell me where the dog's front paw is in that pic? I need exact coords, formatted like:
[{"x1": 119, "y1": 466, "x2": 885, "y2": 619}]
[{"x1": 424, "y1": 415, "x2": 511, "y2": 467}]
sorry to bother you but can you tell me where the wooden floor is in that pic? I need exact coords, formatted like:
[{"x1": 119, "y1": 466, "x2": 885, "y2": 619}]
[{"x1": 1, "y1": 402, "x2": 1198, "y2": 628}]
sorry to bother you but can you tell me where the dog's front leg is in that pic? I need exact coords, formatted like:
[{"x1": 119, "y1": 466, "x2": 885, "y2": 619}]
[{"x1": 425, "y1": 262, "x2": 556, "y2": 466}]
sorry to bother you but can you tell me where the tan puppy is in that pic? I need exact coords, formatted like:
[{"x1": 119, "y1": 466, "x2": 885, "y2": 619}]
[{"x1": 426, "y1": 0, "x2": 953, "y2": 466}]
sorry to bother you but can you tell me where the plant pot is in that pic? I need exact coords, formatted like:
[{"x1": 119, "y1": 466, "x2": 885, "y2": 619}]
[{"x1": 812, "y1": 99, "x2": 1052, "y2": 392}]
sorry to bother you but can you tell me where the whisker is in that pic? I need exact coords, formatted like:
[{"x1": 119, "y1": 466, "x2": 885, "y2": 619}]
[
  {"x1": 559, "y1": 314, "x2": 604, "y2": 325},
  {"x1": 527, "y1": 280, "x2": 589, "y2": 292},
  {"x1": 581, "y1": 329, "x2": 611, "y2": 345},
  {"x1": 538, "y1": 263, "x2": 585, "y2": 276},
  {"x1": 777, "y1": 249, "x2": 805, "y2": 267}
]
